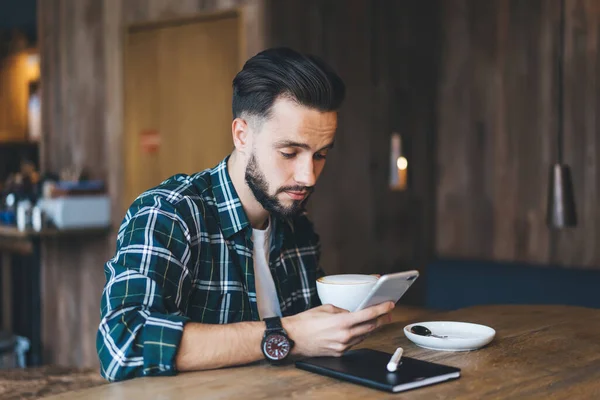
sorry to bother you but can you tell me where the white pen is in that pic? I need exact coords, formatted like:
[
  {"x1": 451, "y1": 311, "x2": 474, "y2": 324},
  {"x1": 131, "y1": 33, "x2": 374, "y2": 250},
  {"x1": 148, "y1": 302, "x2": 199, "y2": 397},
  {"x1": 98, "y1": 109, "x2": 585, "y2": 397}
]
[{"x1": 386, "y1": 347, "x2": 403, "y2": 372}]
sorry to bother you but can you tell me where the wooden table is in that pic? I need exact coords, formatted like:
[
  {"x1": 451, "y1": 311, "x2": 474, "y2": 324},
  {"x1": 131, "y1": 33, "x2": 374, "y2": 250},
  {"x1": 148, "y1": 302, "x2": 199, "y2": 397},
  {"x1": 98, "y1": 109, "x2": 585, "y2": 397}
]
[
  {"x1": 45, "y1": 305, "x2": 600, "y2": 399},
  {"x1": 0, "y1": 365, "x2": 106, "y2": 400}
]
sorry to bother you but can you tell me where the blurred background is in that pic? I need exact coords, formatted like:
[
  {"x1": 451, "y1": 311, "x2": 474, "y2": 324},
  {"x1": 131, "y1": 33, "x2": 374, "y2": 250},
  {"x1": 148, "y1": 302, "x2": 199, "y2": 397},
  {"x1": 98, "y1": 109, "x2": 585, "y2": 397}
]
[{"x1": 0, "y1": 0, "x2": 598, "y2": 376}]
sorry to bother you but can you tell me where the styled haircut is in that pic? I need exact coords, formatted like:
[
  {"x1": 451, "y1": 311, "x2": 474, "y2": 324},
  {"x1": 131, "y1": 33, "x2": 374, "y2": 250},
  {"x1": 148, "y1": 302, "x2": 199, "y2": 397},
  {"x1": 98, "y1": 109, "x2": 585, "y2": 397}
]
[{"x1": 232, "y1": 47, "x2": 346, "y2": 120}]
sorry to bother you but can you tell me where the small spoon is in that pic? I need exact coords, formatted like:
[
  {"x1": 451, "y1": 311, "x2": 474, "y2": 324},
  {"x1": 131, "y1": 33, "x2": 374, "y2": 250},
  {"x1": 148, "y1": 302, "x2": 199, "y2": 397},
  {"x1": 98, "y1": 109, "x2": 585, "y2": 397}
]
[{"x1": 410, "y1": 325, "x2": 448, "y2": 339}]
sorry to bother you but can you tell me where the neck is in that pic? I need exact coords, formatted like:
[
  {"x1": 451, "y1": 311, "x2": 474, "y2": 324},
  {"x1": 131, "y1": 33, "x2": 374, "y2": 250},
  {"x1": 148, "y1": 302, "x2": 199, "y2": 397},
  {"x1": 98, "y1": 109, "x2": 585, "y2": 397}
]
[{"x1": 227, "y1": 152, "x2": 270, "y2": 230}]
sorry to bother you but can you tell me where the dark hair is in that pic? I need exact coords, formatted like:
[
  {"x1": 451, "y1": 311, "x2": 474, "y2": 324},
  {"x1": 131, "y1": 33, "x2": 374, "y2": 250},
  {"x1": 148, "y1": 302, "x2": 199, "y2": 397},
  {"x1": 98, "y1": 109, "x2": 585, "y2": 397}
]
[{"x1": 232, "y1": 47, "x2": 346, "y2": 119}]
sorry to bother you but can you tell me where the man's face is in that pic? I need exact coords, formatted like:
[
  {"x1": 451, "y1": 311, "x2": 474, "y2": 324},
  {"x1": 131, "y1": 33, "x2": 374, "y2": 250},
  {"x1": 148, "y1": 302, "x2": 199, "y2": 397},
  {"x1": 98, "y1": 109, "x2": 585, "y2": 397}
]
[{"x1": 244, "y1": 97, "x2": 337, "y2": 219}]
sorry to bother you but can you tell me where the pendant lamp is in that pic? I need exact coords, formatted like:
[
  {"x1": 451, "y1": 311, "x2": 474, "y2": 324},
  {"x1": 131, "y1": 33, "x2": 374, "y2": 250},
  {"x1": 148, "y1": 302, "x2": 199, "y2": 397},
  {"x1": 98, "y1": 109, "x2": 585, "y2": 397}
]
[{"x1": 547, "y1": 0, "x2": 577, "y2": 228}]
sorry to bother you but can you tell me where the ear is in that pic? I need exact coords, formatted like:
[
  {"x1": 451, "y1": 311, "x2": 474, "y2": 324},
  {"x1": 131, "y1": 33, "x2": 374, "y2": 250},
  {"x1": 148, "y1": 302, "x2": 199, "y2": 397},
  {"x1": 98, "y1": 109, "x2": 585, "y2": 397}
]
[{"x1": 232, "y1": 117, "x2": 250, "y2": 154}]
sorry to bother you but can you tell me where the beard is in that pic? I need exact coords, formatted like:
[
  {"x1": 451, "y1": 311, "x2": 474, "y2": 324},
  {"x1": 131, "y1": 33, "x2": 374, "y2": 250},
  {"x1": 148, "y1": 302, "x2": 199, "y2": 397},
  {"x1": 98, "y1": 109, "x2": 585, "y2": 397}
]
[{"x1": 245, "y1": 153, "x2": 314, "y2": 219}]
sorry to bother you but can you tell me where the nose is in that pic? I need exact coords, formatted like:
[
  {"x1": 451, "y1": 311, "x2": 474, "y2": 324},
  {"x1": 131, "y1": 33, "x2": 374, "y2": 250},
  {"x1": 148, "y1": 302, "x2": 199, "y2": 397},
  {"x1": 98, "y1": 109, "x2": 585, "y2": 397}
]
[{"x1": 294, "y1": 157, "x2": 316, "y2": 188}]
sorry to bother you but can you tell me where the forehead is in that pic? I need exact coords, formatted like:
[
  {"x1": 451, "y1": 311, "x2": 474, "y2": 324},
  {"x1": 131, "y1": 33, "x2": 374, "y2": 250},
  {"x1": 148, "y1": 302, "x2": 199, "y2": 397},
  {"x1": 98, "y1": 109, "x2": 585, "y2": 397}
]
[{"x1": 261, "y1": 97, "x2": 337, "y2": 146}]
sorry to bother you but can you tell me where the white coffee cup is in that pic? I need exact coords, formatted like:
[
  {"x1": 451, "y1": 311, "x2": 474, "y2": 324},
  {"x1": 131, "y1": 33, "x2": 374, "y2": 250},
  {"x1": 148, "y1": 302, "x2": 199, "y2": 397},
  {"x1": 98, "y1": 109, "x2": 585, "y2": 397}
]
[{"x1": 316, "y1": 274, "x2": 379, "y2": 312}]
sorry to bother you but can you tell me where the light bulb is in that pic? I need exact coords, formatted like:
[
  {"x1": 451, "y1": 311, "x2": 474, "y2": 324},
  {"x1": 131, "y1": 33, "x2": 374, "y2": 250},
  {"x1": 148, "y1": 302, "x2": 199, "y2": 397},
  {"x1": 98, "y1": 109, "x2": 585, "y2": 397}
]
[{"x1": 397, "y1": 157, "x2": 408, "y2": 170}]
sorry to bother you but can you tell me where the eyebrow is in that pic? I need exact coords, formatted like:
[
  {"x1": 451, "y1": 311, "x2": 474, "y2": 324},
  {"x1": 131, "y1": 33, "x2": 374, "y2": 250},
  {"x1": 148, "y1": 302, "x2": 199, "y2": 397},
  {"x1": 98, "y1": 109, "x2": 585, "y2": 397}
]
[{"x1": 273, "y1": 140, "x2": 335, "y2": 152}]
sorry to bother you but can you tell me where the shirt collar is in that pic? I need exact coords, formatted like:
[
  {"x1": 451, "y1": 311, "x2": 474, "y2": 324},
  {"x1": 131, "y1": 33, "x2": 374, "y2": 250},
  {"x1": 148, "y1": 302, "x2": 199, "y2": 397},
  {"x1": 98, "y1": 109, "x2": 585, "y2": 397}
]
[
  {"x1": 209, "y1": 156, "x2": 291, "y2": 248},
  {"x1": 210, "y1": 156, "x2": 250, "y2": 238}
]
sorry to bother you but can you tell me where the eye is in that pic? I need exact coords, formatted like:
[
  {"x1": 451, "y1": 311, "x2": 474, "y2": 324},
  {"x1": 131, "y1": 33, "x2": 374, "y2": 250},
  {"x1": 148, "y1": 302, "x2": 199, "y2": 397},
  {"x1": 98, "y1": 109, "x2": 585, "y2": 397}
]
[
  {"x1": 314, "y1": 153, "x2": 328, "y2": 161},
  {"x1": 280, "y1": 152, "x2": 296, "y2": 159}
]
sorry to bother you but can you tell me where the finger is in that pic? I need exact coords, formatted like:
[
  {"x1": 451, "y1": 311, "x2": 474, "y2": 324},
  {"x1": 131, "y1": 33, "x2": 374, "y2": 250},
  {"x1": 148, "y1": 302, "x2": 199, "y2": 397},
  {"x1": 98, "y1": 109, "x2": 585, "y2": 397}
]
[
  {"x1": 347, "y1": 301, "x2": 395, "y2": 326},
  {"x1": 346, "y1": 334, "x2": 368, "y2": 348},
  {"x1": 319, "y1": 304, "x2": 350, "y2": 314},
  {"x1": 349, "y1": 313, "x2": 392, "y2": 338},
  {"x1": 333, "y1": 334, "x2": 368, "y2": 356}
]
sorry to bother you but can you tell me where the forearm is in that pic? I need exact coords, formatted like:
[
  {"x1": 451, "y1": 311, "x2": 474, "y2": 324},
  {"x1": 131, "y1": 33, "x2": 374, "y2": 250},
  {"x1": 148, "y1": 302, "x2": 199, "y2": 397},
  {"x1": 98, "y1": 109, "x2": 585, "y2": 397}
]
[{"x1": 175, "y1": 321, "x2": 266, "y2": 371}]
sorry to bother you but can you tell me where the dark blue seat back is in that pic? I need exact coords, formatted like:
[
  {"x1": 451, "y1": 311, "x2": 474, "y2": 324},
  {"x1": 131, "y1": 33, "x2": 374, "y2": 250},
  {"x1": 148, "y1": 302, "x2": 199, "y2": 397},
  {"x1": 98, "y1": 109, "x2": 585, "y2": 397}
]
[{"x1": 426, "y1": 259, "x2": 600, "y2": 310}]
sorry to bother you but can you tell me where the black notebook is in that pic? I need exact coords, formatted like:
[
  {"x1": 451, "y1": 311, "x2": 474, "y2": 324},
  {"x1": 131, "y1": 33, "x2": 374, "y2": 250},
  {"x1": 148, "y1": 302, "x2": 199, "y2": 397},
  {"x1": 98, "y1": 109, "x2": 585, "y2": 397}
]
[{"x1": 295, "y1": 348, "x2": 460, "y2": 393}]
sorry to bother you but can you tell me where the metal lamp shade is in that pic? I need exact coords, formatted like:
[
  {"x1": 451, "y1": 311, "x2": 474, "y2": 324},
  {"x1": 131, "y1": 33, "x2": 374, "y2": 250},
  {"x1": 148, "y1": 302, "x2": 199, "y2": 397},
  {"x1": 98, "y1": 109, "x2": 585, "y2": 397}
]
[{"x1": 547, "y1": 163, "x2": 577, "y2": 228}]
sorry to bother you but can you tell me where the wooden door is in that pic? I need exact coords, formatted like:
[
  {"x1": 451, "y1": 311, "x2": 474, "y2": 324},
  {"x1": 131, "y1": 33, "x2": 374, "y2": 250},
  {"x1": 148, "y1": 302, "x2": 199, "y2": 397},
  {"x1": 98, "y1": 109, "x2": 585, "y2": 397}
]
[{"x1": 123, "y1": 13, "x2": 240, "y2": 210}]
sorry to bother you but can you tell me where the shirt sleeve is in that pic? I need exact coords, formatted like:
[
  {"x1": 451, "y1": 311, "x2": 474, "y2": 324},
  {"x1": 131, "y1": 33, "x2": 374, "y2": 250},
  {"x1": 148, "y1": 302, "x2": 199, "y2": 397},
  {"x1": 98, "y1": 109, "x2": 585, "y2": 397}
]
[{"x1": 97, "y1": 195, "x2": 195, "y2": 382}]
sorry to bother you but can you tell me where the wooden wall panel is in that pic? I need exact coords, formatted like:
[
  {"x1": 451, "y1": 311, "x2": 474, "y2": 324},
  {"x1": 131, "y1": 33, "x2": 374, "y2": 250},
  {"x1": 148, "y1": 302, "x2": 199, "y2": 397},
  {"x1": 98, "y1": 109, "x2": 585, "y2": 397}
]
[
  {"x1": 39, "y1": 0, "x2": 265, "y2": 368},
  {"x1": 40, "y1": 0, "x2": 106, "y2": 176},
  {"x1": 436, "y1": 0, "x2": 600, "y2": 268},
  {"x1": 266, "y1": 0, "x2": 440, "y2": 307},
  {"x1": 560, "y1": 0, "x2": 600, "y2": 266},
  {"x1": 38, "y1": 0, "x2": 109, "y2": 368}
]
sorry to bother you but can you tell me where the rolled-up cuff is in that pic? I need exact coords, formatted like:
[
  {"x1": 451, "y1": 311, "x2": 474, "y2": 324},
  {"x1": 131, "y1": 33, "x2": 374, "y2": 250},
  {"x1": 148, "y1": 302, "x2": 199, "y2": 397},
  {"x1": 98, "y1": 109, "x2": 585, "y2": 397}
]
[{"x1": 141, "y1": 313, "x2": 190, "y2": 376}]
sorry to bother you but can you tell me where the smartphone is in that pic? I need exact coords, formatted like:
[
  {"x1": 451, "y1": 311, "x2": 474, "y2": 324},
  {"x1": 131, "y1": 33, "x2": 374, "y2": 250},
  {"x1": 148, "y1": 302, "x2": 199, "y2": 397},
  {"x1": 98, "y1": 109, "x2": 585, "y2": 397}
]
[{"x1": 354, "y1": 270, "x2": 419, "y2": 312}]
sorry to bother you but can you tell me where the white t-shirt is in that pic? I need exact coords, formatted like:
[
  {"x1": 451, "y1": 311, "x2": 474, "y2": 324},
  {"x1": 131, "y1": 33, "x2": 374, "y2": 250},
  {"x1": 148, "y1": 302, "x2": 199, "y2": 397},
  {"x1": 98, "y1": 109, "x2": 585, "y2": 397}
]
[{"x1": 252, "y1": 219, "x2": 282, "y2": 319}]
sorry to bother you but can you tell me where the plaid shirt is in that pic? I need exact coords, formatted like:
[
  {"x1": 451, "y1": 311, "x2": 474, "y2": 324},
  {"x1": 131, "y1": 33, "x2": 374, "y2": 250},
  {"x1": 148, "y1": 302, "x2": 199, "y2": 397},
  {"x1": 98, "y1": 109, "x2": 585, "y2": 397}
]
[{"x1": 97, "y1": 157, "x2": 324, "y2": 382}]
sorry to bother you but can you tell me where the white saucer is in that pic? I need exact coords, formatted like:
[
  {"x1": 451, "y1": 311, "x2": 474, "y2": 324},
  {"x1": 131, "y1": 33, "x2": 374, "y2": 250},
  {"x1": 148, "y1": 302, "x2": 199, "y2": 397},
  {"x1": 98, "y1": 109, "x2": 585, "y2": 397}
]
[{"x1": 404, "y1": 321, "x2": 496, "y2": 352}]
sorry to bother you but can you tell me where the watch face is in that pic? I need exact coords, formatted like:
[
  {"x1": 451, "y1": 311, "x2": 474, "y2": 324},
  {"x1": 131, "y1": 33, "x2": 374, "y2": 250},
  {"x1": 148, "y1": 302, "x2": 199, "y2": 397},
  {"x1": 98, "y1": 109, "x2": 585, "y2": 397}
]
[{"x1": 263, "y1": 333, "x2": 291, "y2": 361}]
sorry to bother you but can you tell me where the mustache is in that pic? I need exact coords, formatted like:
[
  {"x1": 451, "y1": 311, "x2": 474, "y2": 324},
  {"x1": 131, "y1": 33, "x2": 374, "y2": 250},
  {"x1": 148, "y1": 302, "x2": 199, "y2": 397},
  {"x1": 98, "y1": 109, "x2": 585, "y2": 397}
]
[{"x1": 276, "y1": 186, "x2": 315, "y2": 195}]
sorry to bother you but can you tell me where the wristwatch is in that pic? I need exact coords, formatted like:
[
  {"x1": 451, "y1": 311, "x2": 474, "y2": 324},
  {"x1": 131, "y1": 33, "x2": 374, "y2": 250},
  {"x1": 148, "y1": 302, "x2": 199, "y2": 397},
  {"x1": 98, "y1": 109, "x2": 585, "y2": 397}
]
[{"x1": 261, "y1": 317, "x2": 294, "y2": 364}]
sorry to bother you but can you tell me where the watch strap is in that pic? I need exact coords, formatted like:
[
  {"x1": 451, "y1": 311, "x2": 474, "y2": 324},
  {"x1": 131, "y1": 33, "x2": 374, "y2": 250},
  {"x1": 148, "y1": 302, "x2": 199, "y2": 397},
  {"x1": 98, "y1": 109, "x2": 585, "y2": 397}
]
[{"x1": 263, "y1": 316, "x2": 284, "y2": 333}]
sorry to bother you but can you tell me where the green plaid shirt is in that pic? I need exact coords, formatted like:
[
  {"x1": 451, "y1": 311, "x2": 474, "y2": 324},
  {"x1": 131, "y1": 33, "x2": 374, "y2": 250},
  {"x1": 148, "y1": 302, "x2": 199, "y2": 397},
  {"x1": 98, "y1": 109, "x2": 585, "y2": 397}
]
[{"x1": 97, "y1": 157, "x2": 324, "y2": 382}]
